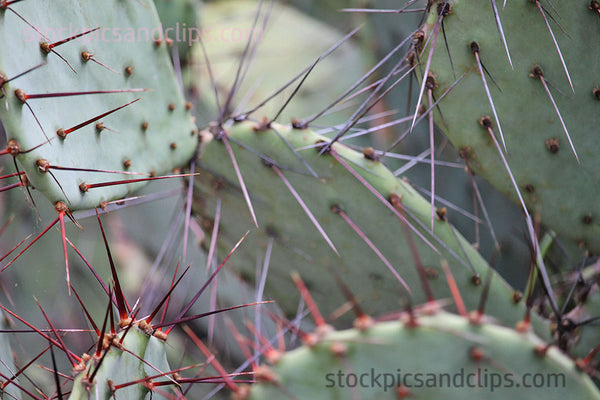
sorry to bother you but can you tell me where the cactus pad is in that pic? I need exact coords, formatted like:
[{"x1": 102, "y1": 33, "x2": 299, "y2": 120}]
[
  {"x1": 0, "y1": 0, "x2": 197, "y2": 210},
  {"x1": 420, "y1": 0, "x2": 600, "y2": 251},
  {"x1": 194, "y1": 120, "x2": 543, "y2": 331},
  {"x1": 243, "y1": 309, "x2": 600, "y2": 399},
  {"x1": 69, "y1": 322, "x2": 172, "y2": 400}
]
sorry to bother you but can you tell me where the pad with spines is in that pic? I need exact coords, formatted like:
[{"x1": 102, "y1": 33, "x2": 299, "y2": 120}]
[
  {"x1": 195, "y1": 120, "x2": 546, "y2": 332},
  {"x1": 419, "y1": 0, "x2": 600, "y2": 251},
  {"x1": 0, "y1": 0, "x2": 197, "y2": 210},
  {"x1": 244, "y1": 310, "x2": 600, "y2": 399},
  {"x1": 69, "y1": 323, "x2": 172, "y2": 400}
]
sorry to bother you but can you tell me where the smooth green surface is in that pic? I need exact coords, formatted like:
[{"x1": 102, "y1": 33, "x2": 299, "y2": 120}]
[{"x1": 155, "y1": 0, "x2": 199, "y2": 61}]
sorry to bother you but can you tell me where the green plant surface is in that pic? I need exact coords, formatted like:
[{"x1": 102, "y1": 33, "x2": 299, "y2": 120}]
[
  {"x1": 244, "y1": 310, "x2": 600, "y2": 399},
  {"x1": 192, "y1": 0, "x2": 368, "y2": 126},
  {"x1": 420, "y1": 0, "x2": 600, "y2": 252},
  {"x1": 2, "y1": 0, "x2": 600, "y2": 398},
  {"x1": 194, "y1": 119, "x2": 544, "y2": 333},
  {"x1": 0, "y1": 0, "x2": 197, "y2": 210},
  {"x1": 69, "y1": 323, "x2": 172, "y2": 400},
  {"x1": 155, "y1": 0, "x2": 199, "y2": 62}
]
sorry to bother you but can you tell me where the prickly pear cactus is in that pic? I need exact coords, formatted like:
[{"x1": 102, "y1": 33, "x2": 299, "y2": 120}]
[
  {"x1": 0, "y1": 0, "x2": 197, "y2": 210},
  {"x1": 69, "y1": 322, "x2": 172, "y2": 400},
  {"x1": 420, "y1": 0, "x2": 600, "y2": 251},
  {"x1": 3, "y1": 1, "x2": 600, "y2": 399},
  {"x1": 195, "y1": 120, "x2": 543, "y2": 331},
  {"x1": 243, "y1": 309, "x2": 600, "y2": 399}
]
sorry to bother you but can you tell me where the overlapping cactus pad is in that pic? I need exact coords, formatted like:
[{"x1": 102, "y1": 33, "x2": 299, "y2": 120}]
[
  {"x1": 420, "y1": 0, "x2": 600, "y2": 251},
  {"x1": 194, "y1": 120, "x2": 543, "y2": 331},
  {"x1": 0, "y1": 0, "x2": 197, "y2": 210},
  {"x1": 244, "y1": 309, "x2": 600, "y2": 399},
  {"x1": 192, "y1": 0, "x2": 368, "y2": 125}
]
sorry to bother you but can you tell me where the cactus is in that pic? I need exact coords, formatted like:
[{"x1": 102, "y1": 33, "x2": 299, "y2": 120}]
[
  {"x1": 0, "y1": 0, "x2": 210, "y2": 397},
  {"x1": 68, "y1": 322, "x2": 172, "y2": 400},
  {"x1": 1, "y1": 0, "x2": 599, "y2": 399},
  {"x1": 194, "y1": 120, "x2": 551, "y2": 333},
  {"x1": 0, "y1": 0, "x2": 197, "y2": 210},
  {"x1": 418, "y1": 0, "x2": 600, "y2": 252},
  {"x1": 242, "y1": 307, "x2": 600, "y2": 399},
  {"x1": 192, "y1": 0, "x2": 368, "y2": 126}
]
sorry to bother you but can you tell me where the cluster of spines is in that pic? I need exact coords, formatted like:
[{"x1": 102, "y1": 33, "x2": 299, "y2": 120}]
[{"x1": 0, "y1": 203, "x2": 270, "y2": 399}]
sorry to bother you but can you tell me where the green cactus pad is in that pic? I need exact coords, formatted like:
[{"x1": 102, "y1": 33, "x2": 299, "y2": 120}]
[
  {"x1": 194, "y1": 120, "x2": 544, "y2": 332},
  {"x1": 69, "y1": 323, "x2": 172, "y2": 400},
  {"x1": 244, "y1": 310, "x2": 600, "y2": 399},
  {"x1": 420, "y1": 0, "x2": 600, "y2": 251},
  {"x1": 0, "y1": 0, "x2": 197, "y2": 210}
]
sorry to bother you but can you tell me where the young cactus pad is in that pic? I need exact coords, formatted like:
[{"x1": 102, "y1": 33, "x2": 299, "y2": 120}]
[
  {"x1": 0, "y1": 0, "x2": 197, "y2": 210},
  {"x1": 194, "y1": 120, "x2": 542, "y2": 331},
  {"x1": 242, "y1": 309, "x2": 600, "y2": 400},
  {"x1": 69, "y1": 322, "x2": 172, "y2": 400},
  {"x1": 419, "y1": 0, "x2": 600, "y2": 251}
]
